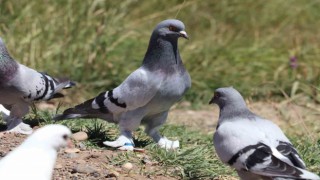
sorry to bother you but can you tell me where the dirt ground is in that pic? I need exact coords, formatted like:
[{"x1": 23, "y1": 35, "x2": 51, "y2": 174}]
[{"x1": 0, "y1": 99, "x2": 319, "y2": 180}]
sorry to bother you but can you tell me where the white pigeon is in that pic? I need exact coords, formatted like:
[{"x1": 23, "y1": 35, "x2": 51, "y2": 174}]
[
  {"x1": 0, "y1": 124, "x2": 72, "y2": 180},
  {"x1": 0, "y1": 38, "x2": 75, "y2": 134},
  {"x1": 209, "y1": 87, "x2": 320, "y2": 180},
  {"x1": 54, "y1": 19, "x2": 191, "y2": 150}
]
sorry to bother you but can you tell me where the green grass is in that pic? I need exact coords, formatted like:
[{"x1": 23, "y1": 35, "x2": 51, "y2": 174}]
[{"x1": 1, "y1": 0, "x2": 320, "y2": 104}]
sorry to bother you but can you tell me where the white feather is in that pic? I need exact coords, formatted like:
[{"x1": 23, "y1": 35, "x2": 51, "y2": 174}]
[{"x1": 0, "y1": 125, "x2": 71, "y2": 180}]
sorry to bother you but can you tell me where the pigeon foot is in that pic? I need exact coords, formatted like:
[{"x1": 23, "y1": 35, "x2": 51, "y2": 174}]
[
  {"x1": 158, "y1": 137, "x2": 179, "y2": 150},
  {"x1": 7, "y1": 122, "x2": 33, "y2": 135},
  {"x1": 103, "y1": 135, "x2": 134, "y2": 149},
  {"x1": 19, "y1": 122, "x2": 32, "y2": 131}
]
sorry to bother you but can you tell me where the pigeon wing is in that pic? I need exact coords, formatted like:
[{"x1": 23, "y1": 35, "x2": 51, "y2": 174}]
[
  {"x1": 55, "y1": 67, "x2": 162, "y2": 120},
  {"x1": 230, "y1": 143, "x2": 319, "y2": 179},
  {"x1": 6, "y1": 64, "x2": 74, "y2": 102},
  {"x1": 276, "y1": 141, "x2": 306, "y2": 169}
]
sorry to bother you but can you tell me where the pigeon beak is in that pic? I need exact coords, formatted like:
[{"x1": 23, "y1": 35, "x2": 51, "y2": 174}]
[
  {"x1": 179, "y1": 31, "x2": 189, "y2": 40},
  {"x1": 209, "y1": 96, "x2": 215, "y2": 104},
  {"x1": 67, "y1": 138, "x2": 73, "y2": 148},
  {"x1": 209, "y1": 98, "x2": 214, "y2": 105}
]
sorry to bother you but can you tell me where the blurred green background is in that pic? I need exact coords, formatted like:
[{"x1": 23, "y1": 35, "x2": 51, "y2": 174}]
[{"x1": 1, "y1": 0, "x2": 320, "y2": 104}]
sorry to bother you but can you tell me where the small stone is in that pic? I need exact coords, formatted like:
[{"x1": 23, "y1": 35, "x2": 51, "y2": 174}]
[
  {"x1": 108, "y1": 170, "x2": 119, "y2": 177},
  {"x1": 77, "y1": 159, "x2": 86, "y2": 164},
  {"x1": 136, "y1": 154, "x2": 143, "y2": 158},
  {"x1": 76, "y1": 142, "x2": 86, "y2": 150},
  {"x1": 122, "y1": 162, "x2": 133, "y2": 170},
  {"x1": 92, "y1": 172, "x2": 100, "y2": 178},
  {"x1": 72, "y1": 164, "x2": 97, "y2": 174},
  {"x1": 65, "y1": 153, "x2": 79, "y2": 159},
  {"x1": 142, "y1": 157, "x2": 152, "y2": 165},
  {"x1": 55, "y1": 164, "x2": 63, "y2": 169},
  {"x1": 72, "y1": 132, "x2": 88, "y2": 141},
  {"x1": 65, "y1": 148, "x2": 80, "y2": 153}
]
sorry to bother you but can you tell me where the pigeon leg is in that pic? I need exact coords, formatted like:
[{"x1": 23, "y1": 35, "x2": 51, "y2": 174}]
[
  {"x1": 103, "y1": 114, "x2": 144, "y2": 150},
  {"x1": 145, "y1": 111, "x2": 179, "y2": 150},
  {"x1": 6, "y1": 117, "x2": 33, "y2": 135},
  {"x1": 5, "y1": 103, "x2": 32, "y2": 134}
]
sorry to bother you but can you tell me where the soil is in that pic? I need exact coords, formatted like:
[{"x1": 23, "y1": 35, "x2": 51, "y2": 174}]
[{"x1": 0, "y1": 99, "x2": 319, "y2": 180}]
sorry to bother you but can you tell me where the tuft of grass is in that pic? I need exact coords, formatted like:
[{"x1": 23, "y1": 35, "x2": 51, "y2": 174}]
[
  {"x1": 146, "y1": 125, "x2": 234, "y2": 179},
  {"x1": 291, "y1": 137, "x2": 320, "y2": 175}
]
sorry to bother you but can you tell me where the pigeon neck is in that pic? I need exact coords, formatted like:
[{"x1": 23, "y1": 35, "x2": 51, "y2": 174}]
[
  {"x1": 142, "y1": 34, "x2": 184, "y2": 73},
  {"x1": 0, "y1": 46, "x2": 18, "y2": 83},
  {"x1": 218, "y1": 103, "x2": 254, "y2": 122}
]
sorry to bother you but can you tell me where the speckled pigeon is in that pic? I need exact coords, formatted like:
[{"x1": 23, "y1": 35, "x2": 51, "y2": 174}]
[
  {"x1": 209, "y1": 87, "x2": 320, "y2": 180},
  {"x1": 0, "y1": 124, "x2": 72, "y2": 180},
  {"x1": 54, "y1": 19, "x2": 191, "y2": 150},
  {"x1": 0, "y1": 38, "x2": 75, "y2": 134}
]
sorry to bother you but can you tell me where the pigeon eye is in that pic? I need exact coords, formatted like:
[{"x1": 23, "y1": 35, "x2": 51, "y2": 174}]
[
  {"x1": 214, "y1": 92, "x2": 220, "y2": 98},
  {"x1": 168, "y1": 25, "x2": 177, "y2": 31},
  {"x1": 62, "y1": 134, "x2": 68, "y2": 140}
]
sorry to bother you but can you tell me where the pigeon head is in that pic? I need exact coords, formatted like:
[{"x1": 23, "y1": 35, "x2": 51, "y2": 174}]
[
  {"x1": 143, "y1": 19, "x2": 189, "y2": 71},
  {"x1": 209, "y1": 87, "x2": 247, "y2": 109},
  {"x1": 152, "y1": 19, "x2": 189, "y2": 40},
  {"x1": 23, "y1": 124, "x2": 72, "y2": 151}
]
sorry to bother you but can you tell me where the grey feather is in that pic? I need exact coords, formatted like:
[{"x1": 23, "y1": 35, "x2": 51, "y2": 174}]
[{"x1": 211, "y1": 87, "x2": 320, "y2": 180}]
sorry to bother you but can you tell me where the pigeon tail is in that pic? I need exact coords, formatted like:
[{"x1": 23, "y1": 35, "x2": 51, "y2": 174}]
[
  {"x1": 53, "y1": 98, "x2": 109, "y2": 121},
  {"x1": 52, "y1": 76, "x2": 76, "y2": 90},
  {"x1": 48, "y1": 81, "x2": 75, "y2": 100}
]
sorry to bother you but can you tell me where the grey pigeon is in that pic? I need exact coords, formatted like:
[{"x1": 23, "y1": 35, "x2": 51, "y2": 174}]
[
  {"x1": 0, "y1": 38, "x2": 75, "y2": 134},
  {"x1": 54, "y1": 19, "x2": 190, "y2": 150},
  {"x1": 209, "y1": 87, "x2": 320, "y2": 180},
  {"x1": 0, "y1": 124, "x2": 72, "y2": 180}
]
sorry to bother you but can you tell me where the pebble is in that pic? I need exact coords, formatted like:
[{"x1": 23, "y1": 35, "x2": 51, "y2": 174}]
[
  {"x1": 72, "y1": 164, "x2": 97, "y2": 174},
  {"x1": 76, "y1": 142, "x2": 86, "y2": 150},
  {"x1": 65, "y1": 153, "x2": 79, "y2": 159},
  {"x1": 122, "y1": 162, "x2": 133, "y2": 170},
  {"x1": 65, "y1": 148, "x2": 80, "y2": 154},
  {"x1": 142, "y1": 157, "x2": 153, "y2": 165},
  {"x1": 76, "y1": 159, "x2": 86, "y2": 164},
  {"x1": 92, "y1": 172, "x2": 100, "y2": 178},
  {"x1": 55, "y1": 164, "x2": 63, "y2": 169},
  {"x1": 72, "y1": 132, "x2": 88, "y2": 141},
  {"x1": 108, "y1": 170, "x2": 119, "y2": 177}
]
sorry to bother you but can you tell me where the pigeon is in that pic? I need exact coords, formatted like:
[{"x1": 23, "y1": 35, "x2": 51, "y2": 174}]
[
  {"x1": 209, "y1": 87, "x2": 320, "y2": 180},
  {"x1": 0, "y1": 124, "x2": 72, "y2": 180},
  {"x1": 54, "y1": 19, "x2": 191, "y2": 150},
  {"x1": 0, "y1": 37, "x2": 75, "y2": 134}
]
